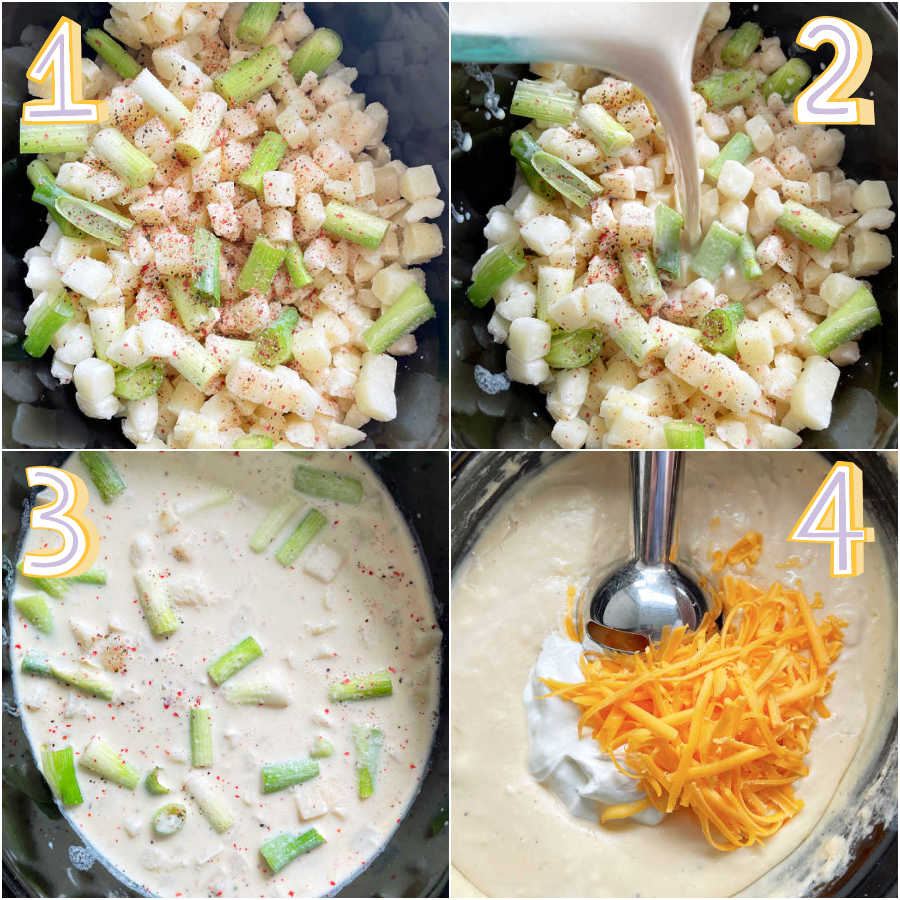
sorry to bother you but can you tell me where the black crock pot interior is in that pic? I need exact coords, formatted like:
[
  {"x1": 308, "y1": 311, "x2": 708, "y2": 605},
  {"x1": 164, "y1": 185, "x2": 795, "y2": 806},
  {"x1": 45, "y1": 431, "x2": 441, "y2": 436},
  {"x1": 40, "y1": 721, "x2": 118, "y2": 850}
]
[{"x1": 450, "y1": 3, "x2": 898, "y2": 450}]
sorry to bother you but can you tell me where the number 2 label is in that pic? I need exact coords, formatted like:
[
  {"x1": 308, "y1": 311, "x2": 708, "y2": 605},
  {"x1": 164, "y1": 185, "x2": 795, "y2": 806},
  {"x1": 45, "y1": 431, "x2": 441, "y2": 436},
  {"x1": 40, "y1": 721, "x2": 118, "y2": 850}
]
[
  {"x1": 793, "y1": 16, "x2": 874, "y2": 126},
  {"x1": 22, "y1": 466, "x2": 100, "y2": 579},
  {"x1": 788, "y1": 461, "x2": 874, "y2": 577}
]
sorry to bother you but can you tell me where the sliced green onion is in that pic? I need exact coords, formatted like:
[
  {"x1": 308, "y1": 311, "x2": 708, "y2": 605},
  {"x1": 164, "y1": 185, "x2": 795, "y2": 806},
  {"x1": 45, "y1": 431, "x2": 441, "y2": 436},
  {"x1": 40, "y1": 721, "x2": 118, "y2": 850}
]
[
  {"x1": 21, "y1": 649, "x2": 53, "y2": 677},
  {"x1": 260, "y1": 829, "x2": 326, "y2": 873},
  {"x1": 145, "y1": 766, "x2": 171, "y2": 795},
  {"x1": 275, "y1": 508, "x2": 327, "y2": 567},
  {"x1": 237, "y1": 131, "x2": 288, "y2": 195},
  {"x1": 17, "y1": 563, "x2": 68, "y2": 600},
  {"x1": 27, "y1": 159, "x2": 87, "y2": 238},
  {"x1": 288, "y1": 28, "x2": 342, "y2": 82},
  {"x1": 92, "y1": 128, "x2": 157, "y2": 188},
  {"x1": 531, "y1": 151, "x2": 603, "y2": 207},
  {"x1": 84, "y1": 28, "x2": 141, "y2": 79},
  {"x1": 310, "y1": 737, "x2": 334, "y2": 759},
  {"x1": 193, "y1": 227, "x2": 221, "y2": 305},
  {"x1": 190, "y1": 707, "x2": 214, "y2": 767},
  {"x1": 175, "y1": 92, "x2": 227, "y2": 162},
  {"x1": 79, "y1": 451, "x2": 126, "y2": 502},
  {"x1": 284, "y1": 241, "x2": 313, "y2": 288},
  {"x1": 329, "y1": 669, "x2": 393, "y2": 702},
  {"x1": 237, "y1": 236, "x2": 286, "y2": 294},
  {"x1": 762, "y1": 58, "x2": 812, "y2": 101},
  {"x1": 55, "y1": 193, "x2": 135, "y2": 248},
  {"x1": 173, "y1": 487, "x2": 233, "y2": 518},
  {"x1": 132, "y1": 69, "x2": 190, "y2": 129},
  {"x1": 536, "y1": 266, "x2": 574, "y2": 324},
  {"x1": 237, "y1": 2, "x2": 282, "y2": 44},
  {"x1": 576, "y1": 103, "x2": 635, "y2": 156},
  {"x1": 255, "y1": 307, "x2": 299, "y2": 367},
  {"x1": 694, "y1": 68, "x2": 757, "y2": 109},
  {"x1": 721, "y1": 22, "x2": 764, "y2": 68},
  {"x1": 23, "y1": 289, "x2": 74, "y2": 358},
  {"x1": 152, "y1": 802, "x2": 187, "y2": 836},
  {"x1": 353, "y1": 725, "x2": 384, "y2": 799},
  {"x1": 664, "y1": 421, "x2": 706, "y2": 449},
  {"x1": 776, "y1": 200, "x2": 843, "y2": 251},
  {"x1": 586, "y1": 285, "x2": 659, "y2": 366},
  {"x1": 133, "y1": 571, "x2": 178, "y2": 638},
  {"x1": 653, "y1": 203, "x2": 683, "y2": 277},
  {"x1": 509, "y1": 129, "x2": 555, "y2": 199},
  {"x1": 14, "y1": 594, "x2": 53, "y2": 634},
  {"x1": 737, "y1": 234, "x2": 763, "y2": 280},
  {"x1": 114, "y1": 361, "x2": 164, "y2": 400},
  {"x1": 222, "y1": 678, "x2": 290, "y2": 706},
  {"x1": 79, "y1": 736, "x2": 140, "y2": 789},
  {"x1": 363, "y1": 283, "x2": 435, "y2": 355},
  {"x1": 808, "y1": 287, "x2": 881, "y2": 357},
  {"x1": 208, "y1": 636, "x2": 263, "y2": 686},
  {"x1": 467, "y1": 242, "x2": 526, "y2": 308},
  {"x1": 701, "y1": 302, "x2": 745, "y2": 357},
  {"x1": 184, "y1": 774, "x2": 235, "y2": 833},
  {"x1": 510, "y1": 79, "x2": 578, "y2": 125},
  {"x1": 215, "y1": 44, "x2": 282, "y2": 105},
  {"x1": 261, "y1": 757, "x2": 319, "y2": 793},
  {"x1": 41, "y1": 745, "x2": 83, "y2": 806},
  {"x1": 293, "y1": 465, "x2": 364, "y2": 504},
  {"x1": 619, "y1": 246, "x2": 665, "y2": 307},
  {"x1": 170, "y1": 337, "x2": 221, "y2": 391},
  {"x1": 234, "y1": 434, "x2": 275, "y2": 449},
  {"x1": 20, "y1": 122, "x2": 94, "y2": 154},
  {"x1": 164, "y1": 275, "x2": 212, "y2": 333},
  {"x1": 691, "y1": 221, "x2": 742, "y2": 281},
  {"x1": 705, "y1": 132, "x2": 753, "y2": 183},
  {"x1": 69, "y1": 567, "x2": 108, "y2": 585},
  {"x1": 250, "y1": 495, "x2": 303, "y2": 552},
  {"x1": 544, "y1": 328, "x2": 604, "y2": 369},
  {"x1": 323, "y1": 200, "x2": 390, "y2": 249}
]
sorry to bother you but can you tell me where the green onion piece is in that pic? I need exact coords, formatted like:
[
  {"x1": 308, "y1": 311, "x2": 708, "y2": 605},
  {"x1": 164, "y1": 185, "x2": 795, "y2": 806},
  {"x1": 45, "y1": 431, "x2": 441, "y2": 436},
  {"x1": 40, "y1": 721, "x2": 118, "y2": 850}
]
[
  {"x1": 23, "y1": 289, "x2": 74, "y2": 358},
  {"x1": 353, "y1": 725, "x2": 384, "y2": 799},
  {"x1": 92, "y1": 128, "x2": 157, "y2": 188},
  {"x1": 544, "y1": 328, "x2": 604, "y2": 369},
  {"x1": 510, "y1": 79, "x2": 578, "y2": 125},
  {"x1": 234, "y1": 434, "x2": 275, "y2": 449},
  {"x1": 14, "y1": 594, "x2": 53, "y2": 634},
  {"x1": 619, "y1": 246, "x2": 665, "y2": 307},
  {"x1": 23, "y1": 653, "x2": 115, "y2": 699},
  {"x1": 84, "y1": 28, "x2": 141, "y2": 79},
  {"x1": 653, "y1": 203, "x2": 683, "y2": 277},
  {"x1": 664, "y1": 421, "x2": 706, "y2": 449},
  {"x1": 193, "y1": 227, "x2": 221, "y2": 305},
  {"x1": 694, "y1": 68, "x2": 757, "y2": 109},
  {"x1": 323, "y1": 200, "x2": 390, "y2": 249},
  {"x1": 467, "y1": 242, "x2": 526, "y2": 308},
  {"x1": 329, "y1": 669, "x2": 393, "y2": 702},
  {"x1": 288, "y1": 28, "x2": 342, "y2": 82},
  {"x1": 536, "y1": 266, "x2": 574, "y2": 324},
  {"x1": 41, "y1": 745, "x2": 83, "y2": 806},
  {"x1": 776, "y1": 200, "x2": 843, "y2": 251},
  {"x1": 21, "y1": 649, "x2": 54, "y2": 677},
  {"x1": 275, "y1": 508, "x2": 327, "y2": 567},
  {"x1": 721, "y1": 22, "x2": 764, "y2": 68},
  {"x1": 293, "y1": 465, "x2": 364, "y2": 504},
  {"x1": 17, "y1": 563, "x2": 69, "y2": 600},
  {"x1": 310, "y1": 737, "x2": 334, "y2": 759},
  {"x1": 260, "y1": 829, "x2": 326, "y2": 874},
  {"x1": 27, "y1": 160, "x2": 87, "y2": 238},
  {"x1": 132, "y1": 69, "x2": 190, "y2": 129},
  {"x1": 236, "y1": 130, "x2": 288, "y2": 195},
  {"x1": 114, "y1": 361, "x2": 164, "y2": 400},
  {"x1": 145, "y1": 766, "x2": 171, "y2": 795},
  {"x1": 255, "y1": 307, "x2": 299, "y2": 367},
  {"x1": 237, "y1": 2, "x2": 282, "y2": 44},
  {"x1": 691, "y1": 221, "x2": 742, "y2": 280},
  {"x1": 701, "y1": 302, "x2": 745, "y2": 357},
  {"x1": 261, "y1": 757, "x2": 319, "y2": 793},
  {"x1": 152, "y1": 802, "x2": 187, "y2": 836},
  {"x1": 509, "y1": 129, "x2": 554, "y2": 199},
  {"x1": 184, "y1": 774, "x2": 235, "y2": 833},
  {"x1": 164, "y1": 275, "x2": 212, "y2": 333},
  {"x1": 133, "y1": 572, "x2": 178, "y2": 638},
  {"x1": 762, "y1": 58, "x2": 812, "y2": 101},
  {"x1": 175, "y1": 92, "x2": 228, "y2": 162},
  {"x1": 79, "y1": 736, "x2": 140, "y2": 789},
  {"x1": 808, "y1": 287, "x2": 881, "y2": 357},
  {"x1": 223, "y1": 678, "x2": 290, "y2": 706},
  {"x1": 207, "y1": 636, "x2": 263, "y2": 686},
  {"x1": 363, "y1": 283, "x2": 435, "y2": 355},
  {"x1": 79, "y1": 451, "x2": 126, "y2": 502},
  {"x1": 250, "y1": 496, "x2": 303, "y2": 551},
  {"x1": 20, "y1": 122, "x2": 94, "y2": 155},
  {"x1": 531, "y1": 150, "x2": 603, "y2": 207},
  {"x1": 284, "y1": 241, "x2": 313, "y2": 288},
  {"x1": 215, "y1": 44, "x2": 282, "y2": 105},
  {"x1": 576, "y1": 103, "x2": 635, "y2": 156},
  {"x1": 68, "y1": 566, "x2": 108, "y2": 585},
  {"x1": 737, "y1": 234, "x2": 763, "y2": 280},
  {"x1": 55, "y1": 194, "x2": 135, "y2": 248},
  {"x1": 587, "y1": 285, "x2": 660, "y2": 366},
  {"x1": 190, "y1": 707, "x2": 214, "y2": 767},
  {"x1": 705, "y1": 132, "x2": 753, "y2": 183},
  {"x1": 237, "y1": 236, "x2": 286, "y2": 294},
  {"x1": 170, "y1": 336, "x2": 221, "y2": 391}
]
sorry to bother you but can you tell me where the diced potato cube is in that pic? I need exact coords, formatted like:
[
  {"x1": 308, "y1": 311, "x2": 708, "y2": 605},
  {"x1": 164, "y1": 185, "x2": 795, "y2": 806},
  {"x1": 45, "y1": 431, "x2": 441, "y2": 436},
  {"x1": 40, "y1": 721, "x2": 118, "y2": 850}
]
[
  {"x1": 262, "y1": 171, "x2": 296, "y2": 208},
  {"x1": 275, "y1": 104, "x2": 310, "y2": 149},
  {"x1": 616, "y1": 100, "x2": 654, "y2": 139},
  {"x1": 354, "y1": 352, "x2": 397, "y2": 421},
  {"x1": 618, "y1": 202, "x2": 654, "y2": 247},
  {"x1": 520, "y1": 214, "x2": 570, "y2": 256},
  {"x1": 783, "y1": 355, "x2": 839, "y2": 431},
  {"x1": 599, "y1": 168, "x2": 636, "y2": 200},
  {"x1": 398, "y1": 165, "x2": 440, "y2": 202},
  {"x1": 852, "y1": 180, "x2": 892, "y2": 213},
  {"x1": 508, "y1": 317, "x2": 552, "y2": 362},
  {"x1": 302, "y1": 544, "x2": 343, "y2": 583},
  {"x1": 506, "y1": 351, "x2": 550, "y2": 385},
  {"x1": 717, "y1": 160, "x2": 754, "y2": 201},
  {"x1": 400, "y1": 222, "x2": 443, "y2": 265},
  {"x1": 154, "y1": 229, "x2": 193, "y2": 275},
  {"x1": 754, "y1": 188, "x2": 784, "y2": 231},
  {"x1": 295, "y1": 784, "x2": 329, "y2": 820},
  {"x1": 73, "y1": 357, "x2": 115, "y2": 401},
  {"x1": 551, "y1": 417, "x2": 589, "y2": 448},
  {"x1": 849, "y1": 231, "x2": 892, "y2": 276},
  {"x1": 61, "y1": 257, "x2": 112, "y2": 301},
  {"x1": 547, "y1": 288, "x2": 589, "y2": 331},
  {"x1": 775, "y1": 146, "x2": 812, "y2": 182},
  {"x1": 819, "y1": 272, "x2": 862, "y2": 308},
  {"x1": 293, "y1": 328, "x2": 332, "y2": 373},
  {"x1": 782, "y1": 180, "x2": 811, "y2": 204},
  {"x1": 829, "y1": 341, "x2": 860, "y2": 367},
  {"x1": 719, "y1": 200, "x2": 749, "y2": 234},
  {"x1": 736, "y1": 319, "x2": 774, "y2": 365},
  {"x1": 745, "y1": 114, "x2": 775, "y2": 153}
]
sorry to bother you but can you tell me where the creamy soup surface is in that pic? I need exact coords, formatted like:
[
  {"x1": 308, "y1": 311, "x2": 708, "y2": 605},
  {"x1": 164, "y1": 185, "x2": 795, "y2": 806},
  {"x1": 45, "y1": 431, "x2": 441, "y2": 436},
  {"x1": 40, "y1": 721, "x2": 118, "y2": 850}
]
[
  {"x1": 451, "y1": 452, "x2": 894, "y2": 898},
  {"x1": 11, "y1": 451, "x2": 441, "y2": 898}
]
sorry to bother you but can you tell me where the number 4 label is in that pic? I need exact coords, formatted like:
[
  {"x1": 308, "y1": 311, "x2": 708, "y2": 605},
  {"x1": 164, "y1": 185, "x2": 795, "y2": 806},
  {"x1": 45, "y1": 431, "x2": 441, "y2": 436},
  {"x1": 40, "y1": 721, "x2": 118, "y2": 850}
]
[{"x1": 788, "y1": 461, "x2": 874, "y2": 577}]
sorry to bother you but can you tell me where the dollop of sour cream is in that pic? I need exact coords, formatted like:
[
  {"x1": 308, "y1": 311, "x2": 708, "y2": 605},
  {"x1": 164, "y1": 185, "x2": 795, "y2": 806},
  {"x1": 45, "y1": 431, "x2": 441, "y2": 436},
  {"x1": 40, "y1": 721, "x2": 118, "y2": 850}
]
[{"x1": 523, "y1": 632, "x2": 664, "y2": 826}]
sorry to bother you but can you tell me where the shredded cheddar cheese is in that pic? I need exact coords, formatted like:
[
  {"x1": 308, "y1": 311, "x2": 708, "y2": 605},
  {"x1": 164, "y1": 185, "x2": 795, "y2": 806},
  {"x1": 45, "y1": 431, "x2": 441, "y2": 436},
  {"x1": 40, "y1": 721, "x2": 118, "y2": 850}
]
[{"x1": 545, "y1": 534, "x2": 846, "y2": 851}]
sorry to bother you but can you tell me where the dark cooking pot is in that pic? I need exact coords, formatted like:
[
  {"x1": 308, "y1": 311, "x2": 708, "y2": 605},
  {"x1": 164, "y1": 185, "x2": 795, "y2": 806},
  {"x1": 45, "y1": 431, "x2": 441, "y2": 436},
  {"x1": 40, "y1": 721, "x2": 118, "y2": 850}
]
[
  {"x1": 450, "y1": 3, "x2": 897, "y2": 450},
  {"x1": 2, "y1": 2, "x2": 449, "y2": 449},
  {"x1": 2, "y1": 450, "x2": 448, "y2": 897}
]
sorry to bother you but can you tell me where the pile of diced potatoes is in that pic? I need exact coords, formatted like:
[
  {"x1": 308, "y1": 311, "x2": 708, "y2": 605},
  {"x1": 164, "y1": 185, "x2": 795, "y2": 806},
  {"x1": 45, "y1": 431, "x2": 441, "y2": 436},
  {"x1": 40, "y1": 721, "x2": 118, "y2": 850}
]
[
  {"x1": 478, "y1": 1, "x2": 893, "y2": 449},
  {"x1": 22, "y1": 1, "x2": 444, "y2": 448}
]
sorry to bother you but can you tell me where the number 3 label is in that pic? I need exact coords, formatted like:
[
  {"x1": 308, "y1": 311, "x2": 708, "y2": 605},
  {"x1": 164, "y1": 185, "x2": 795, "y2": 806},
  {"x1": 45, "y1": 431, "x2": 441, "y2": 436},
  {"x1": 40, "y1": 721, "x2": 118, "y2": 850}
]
[
  {"x1": 788, "y1": 461, "x2": 874, "y2": 577},
  {"x1": 794, "y1": 17, "x2": 874, "y2": 126},
  {"x1": 22, "y1": 466, "x2": 100, "y2": 579}
]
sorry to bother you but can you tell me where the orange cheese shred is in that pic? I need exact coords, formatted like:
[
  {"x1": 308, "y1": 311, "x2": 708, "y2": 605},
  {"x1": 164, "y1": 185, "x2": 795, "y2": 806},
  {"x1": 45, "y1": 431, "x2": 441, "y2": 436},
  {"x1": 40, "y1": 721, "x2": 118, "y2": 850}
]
[{"x1": 543, "y1": 532, "x2": 846, "y2": 852}]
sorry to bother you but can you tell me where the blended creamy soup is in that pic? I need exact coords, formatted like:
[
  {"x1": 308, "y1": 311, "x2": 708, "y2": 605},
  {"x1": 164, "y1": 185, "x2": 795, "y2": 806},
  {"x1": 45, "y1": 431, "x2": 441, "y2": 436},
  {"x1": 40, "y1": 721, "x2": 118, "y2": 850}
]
[
  {"x1": 11, "y1": 451, "x2": 441, "y2": 898},
  {"x1": 452, "y1": 452, "x2": 894, "y2": 898}
]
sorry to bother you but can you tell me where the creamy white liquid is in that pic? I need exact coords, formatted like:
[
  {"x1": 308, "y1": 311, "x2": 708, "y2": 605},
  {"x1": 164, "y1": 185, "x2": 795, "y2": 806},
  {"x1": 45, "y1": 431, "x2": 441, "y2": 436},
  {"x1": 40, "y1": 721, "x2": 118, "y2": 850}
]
[
  {"x1": 11, "y1": 452, "x2": 441, "y2": 898},
  {"x1": 451, "y1": 452, "x2": 894, "y2": 898}
]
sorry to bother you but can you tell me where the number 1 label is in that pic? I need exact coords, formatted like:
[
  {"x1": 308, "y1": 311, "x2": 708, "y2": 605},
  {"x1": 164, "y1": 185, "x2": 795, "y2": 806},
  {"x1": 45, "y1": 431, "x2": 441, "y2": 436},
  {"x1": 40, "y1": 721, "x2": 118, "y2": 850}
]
[{"x1": 788, "y1": 461, "x2": 874, "y2": 577}]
